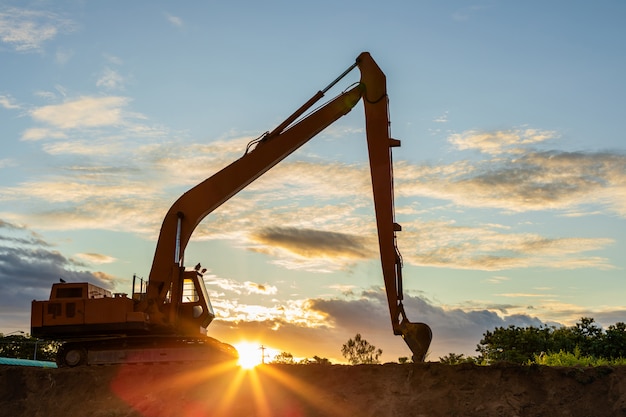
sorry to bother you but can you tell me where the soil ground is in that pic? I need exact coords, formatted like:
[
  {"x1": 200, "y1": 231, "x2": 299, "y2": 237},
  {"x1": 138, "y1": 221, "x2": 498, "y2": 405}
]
[{"x1": 2, "y1": 362, "x2": 626, "y2": 417}]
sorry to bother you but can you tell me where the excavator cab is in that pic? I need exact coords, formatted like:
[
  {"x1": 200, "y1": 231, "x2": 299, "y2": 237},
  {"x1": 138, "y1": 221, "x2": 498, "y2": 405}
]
[{"x1": 177, "y1": 269, "x2": 215, "y2": 333}]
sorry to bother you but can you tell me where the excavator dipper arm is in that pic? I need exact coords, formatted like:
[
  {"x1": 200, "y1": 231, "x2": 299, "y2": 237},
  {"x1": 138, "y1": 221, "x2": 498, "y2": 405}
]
[
  {"x1": 359, "y1": 55, "x2": 432, "y2": 361},
  {"x1": 139, "y1": 52, "x2": 432, "y2": 361}
]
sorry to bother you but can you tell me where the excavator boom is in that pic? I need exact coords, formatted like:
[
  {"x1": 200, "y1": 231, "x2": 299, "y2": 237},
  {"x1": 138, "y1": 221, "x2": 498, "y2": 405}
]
[
  {"x1": 31, "y1": 52, "x2": 432, "y2": 365},
  {"x1": 141, "y1": 52, "x2": 432, "y2": 360}
]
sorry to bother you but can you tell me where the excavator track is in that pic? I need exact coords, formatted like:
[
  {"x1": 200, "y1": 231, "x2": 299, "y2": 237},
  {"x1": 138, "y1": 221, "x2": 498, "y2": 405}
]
[{"x1": 56, "y1": 335, "x2": 238, "y2": 367}]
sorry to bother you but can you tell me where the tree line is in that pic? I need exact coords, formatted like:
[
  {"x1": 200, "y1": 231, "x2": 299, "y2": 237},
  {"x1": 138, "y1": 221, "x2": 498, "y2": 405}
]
[
  {"x1": 5, "y1": 318, "x2": 624, "y2": 366},
  {"x1": 441, "y1": 317, "x2": 626, "y2": 365}
]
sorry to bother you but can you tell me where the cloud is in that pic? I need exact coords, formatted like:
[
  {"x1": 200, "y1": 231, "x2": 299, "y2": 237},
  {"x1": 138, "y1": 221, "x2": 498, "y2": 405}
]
[
  {"x1": 448, "y1": 128, "x2": 558, "y2": 155},
  {"x1": 20, "y1": 128, "x2": 67, "y2": 141},
  {"x1": 398, "y1": 148, "x2": 626, "y2": 217},
  {"x1": 103, "y1": 53, "x2": 123, "y2": 66},
  {"x1": 0, "y1": 220, "x2": 120, "y2": 318},
  {"x1": 303, "y1": 289, "x2": 626, "y2": 359},
  {"x1": 244, "y1": 281, "x2": 278, "y2": 295},
  {"x1": 20, "y1": 94, "x2": 170, "y2": 157},
  {"x1": 5, "y1": 121, "x2": 625, "y2": 277},
  {"x1": 402, "y1": 216, "x2": 614, "y2": 271},
  {"x1": 0, "y1": 159, "x2": 15, "y2": 169},
  {"x1": 28, "y1": 96, "x2": 130, "y2": 130},
  {"x1": 55, "y1": 47, "x2": 73, "y2": 65},
  {"x1": 401, "y1": 219, "x2": 615, "y2": 271},
  {"x1": 207, "y1": 276, "x2": 278, "y2": 297},
  {"x1": 207, "y1": 271, "x2": 556, "y2": 359},
  {"x1": 433, "y1": 111, "x2": 448, "y2": 123},
  {"x1": 251, "y1": 227, "x2": 373, "y2": 261},
  {"x1": 484, "y1": 275, "x2": 510, "y2": 284},
  {"x1": 496, "y1": 292, "x2": 556, "y2": 298},
  {"x1": 97, "y1": 68, "x2": 125, "y2": 90},
  {"x1": 208, "y1": 287, "x2": 611, "y2": 361},
  {"x1": 0, "y1": 7, "x2": 76, "y2": 52},
  {"x1": 165, "y1": 13, "x2": 184, "y2": 27},
  {"x1": 0, "y1": 94, "x2": 20, "y2": 110},
  {"x1": 74, "y1": 253, "x2": 117, "y2": 265}
]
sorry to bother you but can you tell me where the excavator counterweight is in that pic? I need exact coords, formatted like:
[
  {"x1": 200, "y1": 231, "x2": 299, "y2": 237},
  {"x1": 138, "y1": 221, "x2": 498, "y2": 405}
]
[{"x1": 31, "y1": 52, "x2": 432, "y2": 365}]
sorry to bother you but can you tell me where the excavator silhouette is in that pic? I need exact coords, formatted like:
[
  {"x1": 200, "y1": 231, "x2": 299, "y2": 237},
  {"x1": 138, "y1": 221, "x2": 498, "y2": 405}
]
[{"x1": 31, "y1": 52, "x2": 432, "y2": 366}]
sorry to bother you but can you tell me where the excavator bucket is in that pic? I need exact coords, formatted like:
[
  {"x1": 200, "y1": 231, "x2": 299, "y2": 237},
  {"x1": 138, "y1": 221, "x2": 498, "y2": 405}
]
[{"x1": 399, "y1": 320, "x2": 432, "y2": 362}]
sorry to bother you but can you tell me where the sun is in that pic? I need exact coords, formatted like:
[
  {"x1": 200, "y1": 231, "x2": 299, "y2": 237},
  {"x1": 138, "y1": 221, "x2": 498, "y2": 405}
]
[{"x1": 234, "y1": 342, "x2": 264, "y2": 369}]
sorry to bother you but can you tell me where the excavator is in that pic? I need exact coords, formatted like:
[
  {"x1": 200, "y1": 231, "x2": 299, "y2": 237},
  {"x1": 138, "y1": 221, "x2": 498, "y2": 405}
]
[{"x1": 31, "y1": 52, "x2": 432, "y2": 367}]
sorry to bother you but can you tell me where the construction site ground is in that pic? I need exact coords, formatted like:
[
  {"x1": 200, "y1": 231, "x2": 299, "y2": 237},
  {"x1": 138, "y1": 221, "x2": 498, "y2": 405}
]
[{"x1": 2, "y1": 362, "x2": 626, "y2": 417}]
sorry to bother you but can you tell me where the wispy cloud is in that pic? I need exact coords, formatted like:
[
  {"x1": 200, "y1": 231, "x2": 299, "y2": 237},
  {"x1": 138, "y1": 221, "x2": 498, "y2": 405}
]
[
  {"x1": 0, "y1": 94, "x2": 20, "y2": 110},
  {"x1": 0, "y1": 159, "x2": 15, "y2": 169},
  {"x1": 28, "y1": 96, "x2": 131, "y2": 130},
  {"x1": 0, "y1": 7, "x2": 76, "y2": 52},
  {"x1": 97, "y1": 68, "x2": 126, "y2": 90},
  {"x1": 484, "y1": 275, "x2": 510, "y2": 284},
  {"x1": 55, "y1": 47, "x2": 73, "y2": 65},
  {"x1": 398, "y1": 148, "x2": 626, "y2": 216},
  {"x1": 448, "y1": 128, "x2": 558, "y2": 155},
  {"x1": 403, "y1": 219, "x2": 614, "y2": 271},
  {"x1": 165, "y1": 13, "x2": 183, "y2": 28},
  {"x1": 433, "y1": 111, "x2": 448, "y2": 123},
  {"x1": 244, "y1": 281, "x2": 278, "y2": 295},
  {"x1": 4, "y1": 120, "x2": 625, "y2": 275},
  {"x1": 20, "y1": 94, "x2": 169, "y2": 155},
  {"x1": 74, "y1": 252, "x2": 117, "y2": 264},
  {"x1": 6, "y1": 127, "x2": 626, "y2": 272}
]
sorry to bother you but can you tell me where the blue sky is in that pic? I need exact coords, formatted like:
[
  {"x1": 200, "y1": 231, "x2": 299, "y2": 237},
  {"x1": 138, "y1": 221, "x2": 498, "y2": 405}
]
[{"x1": 1, "y1": 1, "x2": 625, "y2": 363}]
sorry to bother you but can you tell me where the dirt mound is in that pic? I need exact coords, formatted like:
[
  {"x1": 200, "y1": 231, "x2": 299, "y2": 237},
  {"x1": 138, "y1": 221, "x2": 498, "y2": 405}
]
[{"x1": 2, "y1": 362, "x2": 626, "y2": 417}]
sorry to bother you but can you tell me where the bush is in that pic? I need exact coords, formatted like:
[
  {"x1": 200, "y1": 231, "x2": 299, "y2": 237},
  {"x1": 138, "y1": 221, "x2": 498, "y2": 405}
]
[{"x1": 531, "y1": 348, "x2": 626, "y2": 367}]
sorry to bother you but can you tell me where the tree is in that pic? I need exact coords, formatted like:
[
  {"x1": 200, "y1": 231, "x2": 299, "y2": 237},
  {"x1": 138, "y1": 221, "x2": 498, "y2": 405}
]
[
  {"x1": 604, "y1": 322, "x2": 626, "y2": 359},
  {"x1": 271, "y1": 351, "x2": 295, "y2": 364},
  {"x1": 0, "y1": 334, "x2": 59, "y2": 361},
  {"x1": 341, "y1": 333, "x2": 382, "y2": 365},
  {"x1": 477, "y1": 324, "x2": 552, "y2": 364},
  {"x1": 572, "y1": 317, "x2": 604, "y2": 357}
]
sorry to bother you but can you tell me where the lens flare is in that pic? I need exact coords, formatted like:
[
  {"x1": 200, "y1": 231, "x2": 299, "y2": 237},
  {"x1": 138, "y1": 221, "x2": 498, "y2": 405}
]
[{"x1": 234, "y1": 342, "x2": 264, "y2": 369}]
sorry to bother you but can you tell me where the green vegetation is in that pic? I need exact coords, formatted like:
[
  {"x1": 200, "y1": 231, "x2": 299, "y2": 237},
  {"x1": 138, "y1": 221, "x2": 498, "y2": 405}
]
[
  {"x1": 533, "y1": 348, "x2": 626, "y2": 367},
  {"x1": 0, "y1": 333, "x2": 60, "y2": 362},
  {"x1": 440, "y1": 317, "x2": 626, "y2": 367}
]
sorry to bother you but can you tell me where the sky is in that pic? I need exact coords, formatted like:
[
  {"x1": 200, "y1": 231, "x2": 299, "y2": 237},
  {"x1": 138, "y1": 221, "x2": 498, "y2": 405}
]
[{"x1": 1, "y1": 1, "x2": 625, "y2": 364}]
